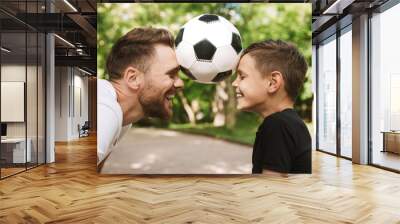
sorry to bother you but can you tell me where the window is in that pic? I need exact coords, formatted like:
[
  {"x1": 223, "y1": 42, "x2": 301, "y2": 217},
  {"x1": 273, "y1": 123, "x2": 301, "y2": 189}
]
[
  {"x1": 339, "y1": 26, "x2": 352, "y2": 158},
  {"x1": 317, "y1": 35, "x2": 337, "y2": 154},
  {"x1": 370, "y1": 2, "x2": 400, "y2": 171},
  {"x1": 0, "y1": 1, "x2": 46, "y2": 179}
]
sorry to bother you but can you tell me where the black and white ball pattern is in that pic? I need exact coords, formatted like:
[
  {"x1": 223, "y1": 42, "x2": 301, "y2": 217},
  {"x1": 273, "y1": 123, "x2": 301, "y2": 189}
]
[{"x1": 175, "y1": 14, "x2": 243, "y2": 83}]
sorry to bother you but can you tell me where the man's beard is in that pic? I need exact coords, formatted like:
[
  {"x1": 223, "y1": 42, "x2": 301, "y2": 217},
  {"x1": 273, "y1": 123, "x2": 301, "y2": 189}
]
[{"x1": 138, "y1": 83, "x2": 172, "y2": 120}]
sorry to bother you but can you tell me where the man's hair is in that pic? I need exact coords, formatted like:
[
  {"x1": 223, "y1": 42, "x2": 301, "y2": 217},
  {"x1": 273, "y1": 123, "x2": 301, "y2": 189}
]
[
  {"x1": 242, "y1": 40, "x2": 308, "y2": 101},
  {"x1": 106, "y1": 27, "x2": 175, "y2": 80}
]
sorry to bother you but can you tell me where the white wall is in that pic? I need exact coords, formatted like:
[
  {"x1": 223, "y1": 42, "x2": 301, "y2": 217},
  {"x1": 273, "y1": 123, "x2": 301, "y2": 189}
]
[
  {"x1": 55, "y1": 66, "x2": 69, "y2": 141},
  {"x1": 72, "y1": 72, "x2": 89, "y2": 138},
  {"x1": 1, "y1": 64, "x2": 25, "y2": 127},
  {"x1": 54, "y1": 67, "x2": 89, "y2": 141},
  {"x1": 1, "y1": 65, "x2": 37, "y2": 138}
]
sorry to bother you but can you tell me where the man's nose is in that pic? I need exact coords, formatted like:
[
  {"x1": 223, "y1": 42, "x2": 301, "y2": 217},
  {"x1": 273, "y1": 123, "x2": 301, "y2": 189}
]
[{"x1": 174, "y1": 77, "x2": 184, "y2": 90}]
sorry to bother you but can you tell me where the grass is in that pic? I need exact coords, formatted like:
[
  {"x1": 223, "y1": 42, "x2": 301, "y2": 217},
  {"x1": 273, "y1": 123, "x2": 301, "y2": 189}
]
[
  {"x1": 168, "y1": 112, "x2": 260, "y2": 146},
  {"x1": 168, "y1": 112, "x2": 313, "y2": 146},
  {"x1": 169, "y1": 123, "x2": 256, "y2": 146}
]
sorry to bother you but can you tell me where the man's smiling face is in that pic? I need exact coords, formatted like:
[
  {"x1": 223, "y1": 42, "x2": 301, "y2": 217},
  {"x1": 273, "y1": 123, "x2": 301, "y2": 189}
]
[{"x1": 138, "y1": 44, "x2": 184, "y2": 119}]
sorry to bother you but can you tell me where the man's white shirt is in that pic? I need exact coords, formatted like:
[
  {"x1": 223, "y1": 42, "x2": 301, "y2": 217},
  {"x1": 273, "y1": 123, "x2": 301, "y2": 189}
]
[{"x1": 97, "y1": 79, "x2": 130, "y2": 165}]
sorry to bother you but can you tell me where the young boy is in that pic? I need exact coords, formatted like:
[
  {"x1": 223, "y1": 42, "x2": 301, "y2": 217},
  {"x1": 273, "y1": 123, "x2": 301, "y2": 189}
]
[{"x1": 232, "y1": 40, "x2": 311, "y2": 174}]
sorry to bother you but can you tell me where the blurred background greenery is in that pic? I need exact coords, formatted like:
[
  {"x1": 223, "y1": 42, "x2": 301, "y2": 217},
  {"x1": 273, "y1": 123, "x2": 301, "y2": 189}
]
[{"x1": 97, "y1": 3, "x2": 312, "y2": 145}]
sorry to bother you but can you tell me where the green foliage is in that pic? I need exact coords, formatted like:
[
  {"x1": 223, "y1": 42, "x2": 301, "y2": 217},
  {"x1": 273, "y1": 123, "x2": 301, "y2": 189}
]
[
  {"x1": 97, "y1": 3, "x2": 313, "y2": 128},
  {"x1": 169, "y1": 118, "x2": 313, "y2": 146},
  {"x1": 169, "y1": 112, "x2": 260, "y2": 145}
]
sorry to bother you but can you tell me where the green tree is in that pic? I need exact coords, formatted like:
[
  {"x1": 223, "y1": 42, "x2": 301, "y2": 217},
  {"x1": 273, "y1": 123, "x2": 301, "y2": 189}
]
[{"x1": 97, "y1": 3, "x2": 312, "y2": 127}]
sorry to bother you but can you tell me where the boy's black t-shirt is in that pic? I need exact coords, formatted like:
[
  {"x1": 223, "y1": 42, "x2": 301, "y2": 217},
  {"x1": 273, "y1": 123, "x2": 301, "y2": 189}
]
[{"x1": 252, "y1": 108, "x2": 311, "y2": 174}]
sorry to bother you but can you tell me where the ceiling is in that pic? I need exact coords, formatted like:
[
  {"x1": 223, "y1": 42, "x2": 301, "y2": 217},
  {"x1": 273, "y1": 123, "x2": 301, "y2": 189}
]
[
  {"x1": 312, "y1": 0, "x2": 389, "y2": 43},
  {"x1": 0, "y1": 0, "x2": 96, "y2": 75}
]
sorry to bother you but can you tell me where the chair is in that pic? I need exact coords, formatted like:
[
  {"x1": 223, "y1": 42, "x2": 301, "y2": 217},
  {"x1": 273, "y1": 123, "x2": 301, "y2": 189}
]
[{"x1": 79, "y1": 121, "x2": 90, "y2": 138}]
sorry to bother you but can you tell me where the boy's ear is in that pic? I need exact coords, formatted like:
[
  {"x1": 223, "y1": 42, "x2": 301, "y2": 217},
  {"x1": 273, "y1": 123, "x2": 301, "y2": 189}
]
[
  {"x1": 122, "y1": 66, "x2": 143, "y2": 92},
  {"x1": 266, "y1": 71, "x2": 283, "y2": 94}
]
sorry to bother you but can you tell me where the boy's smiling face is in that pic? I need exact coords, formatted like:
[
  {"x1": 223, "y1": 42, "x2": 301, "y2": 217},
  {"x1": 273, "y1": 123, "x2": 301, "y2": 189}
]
[{"x1": 232, "y1": 54, "x2": 269, "y2": 112}]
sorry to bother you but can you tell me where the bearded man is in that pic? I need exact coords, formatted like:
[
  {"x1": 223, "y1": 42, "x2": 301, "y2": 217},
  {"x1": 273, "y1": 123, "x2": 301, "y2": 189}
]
[{"x1": 97, "y1": 27, "x2": 184, "y2": 168}]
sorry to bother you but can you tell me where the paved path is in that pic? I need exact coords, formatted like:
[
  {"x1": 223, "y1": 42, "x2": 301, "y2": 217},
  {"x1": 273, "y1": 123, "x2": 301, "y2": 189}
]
[{"x1": 101, "y1": 128, "x2": 252, "y2": 174}]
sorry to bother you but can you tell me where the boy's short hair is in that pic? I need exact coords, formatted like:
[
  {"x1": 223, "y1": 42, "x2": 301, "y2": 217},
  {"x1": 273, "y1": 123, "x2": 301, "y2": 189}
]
[
  {"x1": 106, "y1": 27, "x2": 175, "y2": 80},
  {"x1": 242, "y1": 40, "x2": 308, "y2": 101}
]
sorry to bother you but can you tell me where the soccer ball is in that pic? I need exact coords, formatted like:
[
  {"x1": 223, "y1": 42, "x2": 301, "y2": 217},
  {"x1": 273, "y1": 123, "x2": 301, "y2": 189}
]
[{"x1": 175, "y1": 14, "x2": 243, "y2": 84}]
